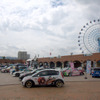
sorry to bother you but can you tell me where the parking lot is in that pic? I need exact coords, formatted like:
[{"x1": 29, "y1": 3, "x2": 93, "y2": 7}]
[
  {"x1": 0, "y1": 73, "x2": 20, "y2": 86},
  {"x1": 0, "y1": 72, "x2": 100, "y2": 100},
  {"x1": 0, "y1": 72, "x2": 100, "y2": 86}
]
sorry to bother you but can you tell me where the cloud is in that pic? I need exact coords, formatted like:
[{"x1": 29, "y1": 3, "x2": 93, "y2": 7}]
[
  {"x1": 76, "y1": 0, "x2": 100, "y2": 20},
  {"x1": 0, "y1": 0, "x2": 100, "y2": 58},
  {"x1": 50, "y1": 0, "x2": 64, "y2": 7}
]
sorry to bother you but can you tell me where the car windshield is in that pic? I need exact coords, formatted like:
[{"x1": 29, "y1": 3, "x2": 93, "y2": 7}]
[{"x1": 31, "y1": 70, "x2": 41, "y2": 74}]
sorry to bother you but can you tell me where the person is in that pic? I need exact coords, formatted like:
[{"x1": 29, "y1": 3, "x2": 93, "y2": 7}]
[
  {"x1": 34, "y1": 65, "x2": 37, "y2": 69},
  {"x1": 83, "y1": 65, "x2": 86, "y2": 72},
  {"x1": 15, "y1": 65, "x2": 19, "y2": 71}
]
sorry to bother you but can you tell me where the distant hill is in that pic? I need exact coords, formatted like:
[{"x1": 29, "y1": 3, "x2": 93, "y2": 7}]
[{"x1": 0, "y1": 56, "x2": 18, "y2": 60}]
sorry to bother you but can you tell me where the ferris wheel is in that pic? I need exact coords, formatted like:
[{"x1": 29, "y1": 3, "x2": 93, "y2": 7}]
[{"x1": 78, "y1": 19, "x2": 100, "y2": 54}]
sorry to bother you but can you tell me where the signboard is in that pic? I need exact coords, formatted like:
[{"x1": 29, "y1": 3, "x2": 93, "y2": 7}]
[
  {"x1": 69, "y1": 62, "x2": 74, "y2": 71},
  {"x1": 86, "y1": 60, "x2": 91, "y2": 73},
  {"x1": 93, "y1": 61, "x2": 96, "y2": 67}
]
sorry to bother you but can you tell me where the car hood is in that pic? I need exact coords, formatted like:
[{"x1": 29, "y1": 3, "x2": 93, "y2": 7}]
[{"x1": 20, "y1": 72, "x2": 31, "y2": 76}]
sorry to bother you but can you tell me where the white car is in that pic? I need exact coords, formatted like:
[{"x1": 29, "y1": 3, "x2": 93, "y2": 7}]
[
  {"x1": 19, "y1": 68, "x2": 44, "y2": 80},
  {"x1": 12, "y1": 68, "x2": 33, "y2": 77},
  {"x1": 22, "y1": 69, "x2": 64, "y2": 88}
]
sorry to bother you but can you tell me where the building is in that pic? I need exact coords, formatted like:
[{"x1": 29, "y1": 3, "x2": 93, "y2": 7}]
[
  {"x1": 38, "y1": 53, "x2": 100, "y2": 68},
  {"x1": 27, "y1": 54, "x2": 30, "y2": 60},
  {"x1": 18, "y1": 51, "x2": 30, "y2": 60},
  {"x1": 0, "y1": 59, "x2": 25, "y2": 64}
]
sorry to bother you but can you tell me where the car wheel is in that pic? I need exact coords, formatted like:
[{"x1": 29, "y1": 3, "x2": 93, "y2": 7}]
[
  {"x1": 55, "y1": 80, "x2": 64, "y2": 88},
  {"x1": 16, "y1": 73, "x2": 20, "y2": 77},
  {"x1": 80, "y1": 72, "x2": 84, "y2": 75},
  {"x1": 25, "y1": 80, "x2": 34, "y2": 88}
]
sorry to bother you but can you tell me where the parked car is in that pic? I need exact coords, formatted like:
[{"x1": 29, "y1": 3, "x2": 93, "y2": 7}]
[
  {"x1": 63, "y1": 68, "x2": 84, "y2": 76},
  {"x1": 1, "y1": 66, "x2": 13, "y2": 73},
  {"x1": 77, "y1": 67, "x2": 85, "y2": 72},
  {"x1": 0, "y1": 66, "x2": 7, "y2": 71},
  {"x1": 10, "y1": 66, "x2": 27, "y2": 75},
  {"x1": 92, "y1": 67, "x2": 100, "y2": 77},
  {"x1": 10, "y1": 69, "x2": 16, "y2": 75},
  {"x1": 63, "y1": 68, "x2": 71, "y2": 76},
  {"x1": 10, "y1": 65, "x2": 17, "y2": 75},
  {"x1": 22, "y1": 69, "x2": 64, "y2": 88},
  {"x1": 12, "y1": 68, "x2": 33, "y2": 77},
  {"x1": 19, "y1": 68, "x2": 44, "y2": 80}
]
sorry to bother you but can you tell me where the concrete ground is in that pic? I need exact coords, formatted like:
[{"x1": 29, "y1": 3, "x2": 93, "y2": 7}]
[
  {"x1": 0, "y1": 73, "x2": 20, "y2": 86},
  {"x1": 0, "y1": 72, "x2": 100, "y2": 100},
  {"x1": 0, "y1": 73, "x2": 100, "y2": 85}
]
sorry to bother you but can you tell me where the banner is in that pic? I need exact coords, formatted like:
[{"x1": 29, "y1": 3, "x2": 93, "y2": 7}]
[
  {"x1": 69, "y1": 62, "x2": 74, "y2": 71},
  {"x1": 86, "y1": 61, "x2": 91, "y2": 73},
  {"x1": 93, "y1": 61, "x2": 96, "y2": 68}
]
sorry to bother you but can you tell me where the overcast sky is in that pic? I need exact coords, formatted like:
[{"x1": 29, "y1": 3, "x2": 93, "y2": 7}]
[{"x1": 0, "y1": 0, "x2": 100, "y2": 58}]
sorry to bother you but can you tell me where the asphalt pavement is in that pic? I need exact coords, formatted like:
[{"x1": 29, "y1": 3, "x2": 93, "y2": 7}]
[{"x1": 0, "y1": 72, "x2": 100, "y2": 86}]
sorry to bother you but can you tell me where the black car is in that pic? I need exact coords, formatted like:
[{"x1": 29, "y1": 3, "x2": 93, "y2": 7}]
[{"x1": 19, "y1": 68, "x2": 44, "y2": 80}]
